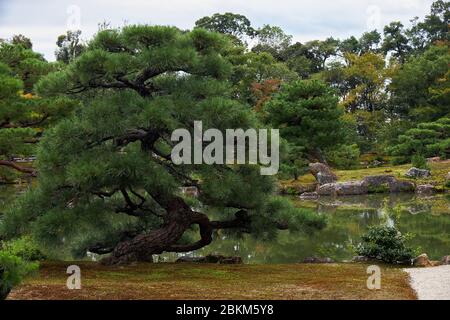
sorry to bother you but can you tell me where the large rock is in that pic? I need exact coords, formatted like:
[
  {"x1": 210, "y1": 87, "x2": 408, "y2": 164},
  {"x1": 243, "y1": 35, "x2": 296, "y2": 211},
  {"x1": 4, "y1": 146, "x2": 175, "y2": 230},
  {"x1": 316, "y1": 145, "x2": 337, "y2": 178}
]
[
  {"x1": 335, "y1": 181, "x2": 368, "y2": 196},
  {"x1": 352, "y1": 256, "x2": 369, "y2": 263},
  {"x1": 281, "y1": 183, "x2": 317, "y2": 195},
  {"x1": 303, "y1": 256, "x2": 334, "y2": 263},
  {"x1": 362, "y1": 175, "x2": 417, "y2": 194},
  {"x1": 371, "y1": 160, "x2": 382, "y2": 167},
  {"x1": 442, "y1": 256, "x2": 450, "y2": 265},
  {"x1": 362, "y1": 175, "x2": 396, "y2": 193},
  {"x1": 413, "y1": 253, "x2": 433, "y2": 267},
  {"x1": 317, "y1": 183, "x2": 337, "y2": 196},
  {"x1": 315, "y1": 174, "x2": 418, "y2": 197},
  {"x1": 361, "y1": 175, "x2": 396, "y2": 187},
  {"x1": 176, "y1": 256, "x2": 207, "y2": 263},
  {"x1": 416, "y1": 184, "x2": 435, "y2": 196},
  {"x1": 176, "y1": 254, "x2": 242, "y2": 264},
  {"x1": 317, "y1": 181, "x2": 368, "y2": 196},
  {"x1": 316, "y1": 172, "x2": 336, "y2": 185},
  {"x1": 405, "y1": 167, "x2": 431, "y2": 179},
  {"x1": 309, "y1": 163, "x2": 337, "y2": 185},
  {"x1": 389, "y1": 180, "x2": 415, "y2": 193},
  {"x1": 299, "y1": 192, "x2": 319, "y2": 200}
]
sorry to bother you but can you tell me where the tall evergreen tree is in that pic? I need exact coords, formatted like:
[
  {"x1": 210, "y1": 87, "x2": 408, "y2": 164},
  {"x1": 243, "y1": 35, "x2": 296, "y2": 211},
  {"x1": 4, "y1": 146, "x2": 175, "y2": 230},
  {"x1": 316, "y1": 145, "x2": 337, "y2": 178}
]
[
  {"x1": 389, "y1": 44, "x2": 450, "y2": 121},
  {"x1": 264, "y1": 80, "x2": 344, "y2": 163},
  {"x1": 1, "y1": 26, "x2": 324, "y2": 264}
]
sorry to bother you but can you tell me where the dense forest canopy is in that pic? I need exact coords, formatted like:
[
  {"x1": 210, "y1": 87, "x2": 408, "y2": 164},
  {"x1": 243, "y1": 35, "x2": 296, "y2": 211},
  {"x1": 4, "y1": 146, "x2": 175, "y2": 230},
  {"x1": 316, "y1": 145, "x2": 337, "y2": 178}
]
[{"x1": 0, "y1": 1, "x2": 448, "y2": 263}]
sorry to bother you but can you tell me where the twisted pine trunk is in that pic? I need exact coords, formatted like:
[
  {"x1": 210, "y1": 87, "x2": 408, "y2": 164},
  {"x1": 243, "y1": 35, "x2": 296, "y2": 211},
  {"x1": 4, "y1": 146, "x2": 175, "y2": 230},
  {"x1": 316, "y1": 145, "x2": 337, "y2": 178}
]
[{"x1": 101, "y1": 198, "x2": 216, "y2": 265}]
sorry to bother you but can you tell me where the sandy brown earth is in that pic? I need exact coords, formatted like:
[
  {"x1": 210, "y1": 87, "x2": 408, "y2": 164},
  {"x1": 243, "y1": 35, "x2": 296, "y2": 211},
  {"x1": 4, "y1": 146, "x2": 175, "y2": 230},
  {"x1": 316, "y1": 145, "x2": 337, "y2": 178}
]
[{"x1": 8, "y1": 261, "x2": 416, "y2": 300}]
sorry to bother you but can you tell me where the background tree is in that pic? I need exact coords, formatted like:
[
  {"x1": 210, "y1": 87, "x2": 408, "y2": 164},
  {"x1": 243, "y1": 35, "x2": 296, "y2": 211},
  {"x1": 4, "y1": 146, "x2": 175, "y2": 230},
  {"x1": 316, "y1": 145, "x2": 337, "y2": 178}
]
[
  {"x1": 278, "y1": 38, "x2": 339, "y2": 78},
  {"x1": 278, "y1": 42, "x2": 315, "y2": 78},
  {"x1": 228, "y1": 49, "x2": 298, "y2": 105},
  {"x1": 408, "y1": 0, "x2": 449, "y2": 51},
  {"x1": 55, "y1": 30, "x2": 85, "y2": 64},
  {"x1": 388, "y1": 116, "x2": 450, "y2": 163},
  {"x1": 264, "y1": 80, "x2": 344, "y2": 164},
  {"x1": 251, "y1": 79, "x2": 281, "y2": 112},
  {"x1": 11, "y1": 35, "x2": 32, "y2": 50},
  {"x1": 1, "y1": 26, "x2": 324, "y2": 264},
  {"x1": 0, "y1": 40, "x2": 54, "y2": 93},
  {"x1": 389, "y1": 44, "x2": 450, "y2": 122},
  {"x1": 194, "y1": 12, "x2": 255, "y2": 44},
  {"x1": 0, "y1": 40, "x2": 73, "y2": 180},
  {"x1": 359, "y1": 30, "x2": 382, "y2": 54},
  {"x1": 0, "y1": 63, "x2": 36, "y2": 178},
  {"x1": 339, "y1": 36, "x2": 361, "y2": 56},
  {"x1": 339, "y1": 52, "x2": 390, "y2": 113},
  {"x1": 323, "y1": 52, "x2": 391, "y2": 152},
  {"x1": 304, "y1": 38, "x2": 339, "y2": 71},
  {"x1": 382, "y1": 22, "x2": 411, "y2": 62},
  {"x1": 252, "y1": 25, "x2": 293, "y2": 59},
  {"x1": 0, "y1": 62, "x2": 74, "y2": 180},
  {"x1": 339, "y1": 30, "x2": 382, "y2": 57}
]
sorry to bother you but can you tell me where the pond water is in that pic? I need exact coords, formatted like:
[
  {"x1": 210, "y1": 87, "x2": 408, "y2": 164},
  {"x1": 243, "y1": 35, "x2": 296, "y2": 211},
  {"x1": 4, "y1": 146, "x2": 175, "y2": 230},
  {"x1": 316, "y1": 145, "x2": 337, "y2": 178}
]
[
  {"x1": 163, "y1": 193, "x2": 450, "y2": 263},
  {"x1": 1, "y1": 185, "x2": 449, "y2": 263}
]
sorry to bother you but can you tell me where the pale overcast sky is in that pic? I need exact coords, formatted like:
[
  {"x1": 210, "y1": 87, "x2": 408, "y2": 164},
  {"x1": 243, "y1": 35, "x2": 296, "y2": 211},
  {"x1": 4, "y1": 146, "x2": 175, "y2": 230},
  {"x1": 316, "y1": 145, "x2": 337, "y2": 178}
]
[{"x1": 0, "y1": 0, "x2": 436, "y2": 61}]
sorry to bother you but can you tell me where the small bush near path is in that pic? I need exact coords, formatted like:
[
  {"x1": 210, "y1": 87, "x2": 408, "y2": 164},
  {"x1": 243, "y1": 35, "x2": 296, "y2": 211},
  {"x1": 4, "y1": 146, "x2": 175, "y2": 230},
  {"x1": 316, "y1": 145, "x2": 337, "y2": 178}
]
[{"x1": 356, "y1": 226, "x2": 419, "y2": 264}]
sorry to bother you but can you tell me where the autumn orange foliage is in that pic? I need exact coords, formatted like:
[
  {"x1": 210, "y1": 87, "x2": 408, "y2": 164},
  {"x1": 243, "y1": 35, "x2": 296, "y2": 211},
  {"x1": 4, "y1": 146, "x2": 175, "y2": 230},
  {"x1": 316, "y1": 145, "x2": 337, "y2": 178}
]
[{"x1": 251, "y1": 79, "x2": 281, "y2": 112}]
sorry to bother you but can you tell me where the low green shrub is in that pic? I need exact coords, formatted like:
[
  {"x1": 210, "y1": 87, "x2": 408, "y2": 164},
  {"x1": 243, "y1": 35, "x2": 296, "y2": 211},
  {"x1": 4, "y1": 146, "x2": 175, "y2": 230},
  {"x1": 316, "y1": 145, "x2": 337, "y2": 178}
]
[
  {"x1": 387, "y1": 117, "x2": 450, "y2": 161},
  {"x1": 355, "y1": 226, "x2": 418, "y2": 264},
  {"x1": 0, "y1": 251, "x2": 38, "y2": 300},
  {"x1": 1, "y1": 236, "x2": 46, "y2": 261},
  {"x1": 325, "y1": 144, "x2": 360, "y2": 169},
  {"x1": 411, "y1": 154, "x2": 430, "y2": 170}
]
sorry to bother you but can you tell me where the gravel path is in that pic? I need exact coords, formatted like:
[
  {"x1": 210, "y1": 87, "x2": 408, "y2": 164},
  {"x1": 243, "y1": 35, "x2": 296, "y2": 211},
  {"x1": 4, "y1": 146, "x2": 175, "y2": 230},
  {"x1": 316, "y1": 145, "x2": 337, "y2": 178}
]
[{"x1": 404, "y1": 266, "x2": 450, "y2": 300}]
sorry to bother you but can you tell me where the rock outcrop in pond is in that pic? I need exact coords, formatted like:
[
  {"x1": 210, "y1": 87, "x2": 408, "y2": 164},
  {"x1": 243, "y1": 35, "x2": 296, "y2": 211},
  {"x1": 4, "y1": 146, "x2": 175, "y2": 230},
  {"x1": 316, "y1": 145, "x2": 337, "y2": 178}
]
[
  {"x1": 318, "y1": 181, "x2": 368, "y2": 196},
  {"x1": 416, "y1": 184, "x2": 435, "y2": 196},
  {"x1": 315, "y1": 177, "x2": 415, "y2": 196},
  {"x1": 303, "y1": 165, "x2": 417, "y2": 198}
]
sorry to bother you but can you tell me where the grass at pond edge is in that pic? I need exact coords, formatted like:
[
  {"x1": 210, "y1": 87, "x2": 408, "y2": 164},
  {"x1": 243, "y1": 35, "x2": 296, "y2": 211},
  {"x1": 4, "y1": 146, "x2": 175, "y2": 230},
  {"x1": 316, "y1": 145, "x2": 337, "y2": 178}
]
[{"x1": 8, "y1": 261, "x2": 416, "y2": 300}]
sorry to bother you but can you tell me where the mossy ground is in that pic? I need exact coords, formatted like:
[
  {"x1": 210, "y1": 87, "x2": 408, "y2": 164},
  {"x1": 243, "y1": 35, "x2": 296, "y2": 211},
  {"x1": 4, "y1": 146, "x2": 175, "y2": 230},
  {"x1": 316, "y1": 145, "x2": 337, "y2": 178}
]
[{"x1": 8, "y1": 261, "x2": 416, "y2": 300}]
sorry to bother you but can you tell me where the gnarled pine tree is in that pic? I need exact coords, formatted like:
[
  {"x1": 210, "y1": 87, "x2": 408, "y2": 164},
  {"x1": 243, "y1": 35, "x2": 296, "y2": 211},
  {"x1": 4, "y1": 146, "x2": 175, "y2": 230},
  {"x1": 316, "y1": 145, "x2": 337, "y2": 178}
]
[{"x1": 1, "y1": 26, "x2": 325, "y2": 265}]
